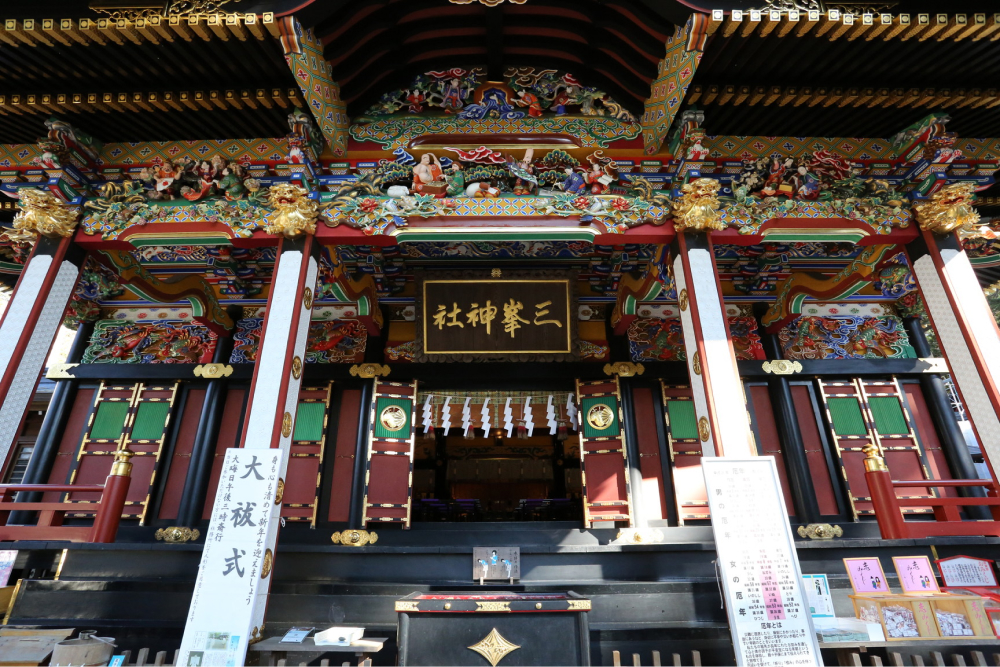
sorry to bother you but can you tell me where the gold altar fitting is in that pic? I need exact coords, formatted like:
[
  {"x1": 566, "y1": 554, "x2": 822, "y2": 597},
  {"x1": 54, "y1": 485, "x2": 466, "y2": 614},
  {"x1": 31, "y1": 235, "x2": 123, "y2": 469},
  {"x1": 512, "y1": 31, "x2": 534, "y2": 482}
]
[
  {"x1": 350, "y1": 363, "x2": 391, "y2": 378},
  {"x1": 155, "y1": 527, "x2": 201, "y2": 543},
  {"x1": 332, "y1": 529, "x2": 378, "y2": 546},
  {"x1": 863, "y1": 444, "x2": 889, "y2": 472},
  {"x1": 603, "y1": 361, "x2": 645, "y2": 377},
  {"x1": 796, "y1": 524, "x2": 843, "y2": 540}
]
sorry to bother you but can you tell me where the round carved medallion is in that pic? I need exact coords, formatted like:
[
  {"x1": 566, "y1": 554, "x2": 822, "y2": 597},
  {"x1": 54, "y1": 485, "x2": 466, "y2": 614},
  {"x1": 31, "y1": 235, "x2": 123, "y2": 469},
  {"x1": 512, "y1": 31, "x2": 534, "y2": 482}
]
[
  {"x1": 281, "y1": 412, "x2": 292, "y2": 438},
  {"x1": 261, "y1": 548, "x2": 273, "y2": 578},
  {"x1": 586, "y1": 403, "x2": 615, "y2": 430},
  {"x1": 291, "y1": 356, "x2": 302, "y2": 380},
  {"x1": 380, "y1": 405, "x2": 407, "y2": 432},
  {"x1": 303, "y1": 287, "x2": 313, "y2": 311},
  {"x1": 698, "y1": 416, "x2": 710, "y2": 442}
]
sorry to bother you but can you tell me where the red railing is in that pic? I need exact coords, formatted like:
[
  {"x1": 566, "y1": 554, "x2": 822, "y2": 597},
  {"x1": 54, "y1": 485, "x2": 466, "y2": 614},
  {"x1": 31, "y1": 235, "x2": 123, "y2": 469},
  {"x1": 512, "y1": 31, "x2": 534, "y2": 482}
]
[
  {"x1": 0, "y1": 452, "x2": 133, "y2": 543},
  {"x1": 864, "y1": 448, "x2": 1000, "y2": 539}
]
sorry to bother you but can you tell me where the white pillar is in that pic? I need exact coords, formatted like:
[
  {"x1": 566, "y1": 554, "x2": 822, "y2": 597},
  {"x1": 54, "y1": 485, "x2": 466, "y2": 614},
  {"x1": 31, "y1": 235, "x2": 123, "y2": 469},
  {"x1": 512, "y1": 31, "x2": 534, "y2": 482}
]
[
  {"x1": 0, "y1": 236, "x2": 81, "y2": 469},
  {"x1": 673, "y1": 232, "x2": 756, "y2": 457},
  {"x1": 178, "y1": 235, "x2": 318, "y2": 666},
  {"x1": 911, "y1": 230, "x2": 1000, "y2": 479}
]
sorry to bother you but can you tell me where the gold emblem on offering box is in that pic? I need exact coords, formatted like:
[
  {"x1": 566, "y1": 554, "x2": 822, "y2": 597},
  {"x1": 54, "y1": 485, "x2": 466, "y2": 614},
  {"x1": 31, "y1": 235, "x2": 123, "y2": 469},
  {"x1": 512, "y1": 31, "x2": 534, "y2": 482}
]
[
  {"x1": 468, "y1": 627, "x2": 520, "y2": 667},
  {"x1": 380, "y1": 405, "x2": 407, "y2": 432},
  {"x1": 586, "y1": 403, "x2": 614, "y2": 430}
]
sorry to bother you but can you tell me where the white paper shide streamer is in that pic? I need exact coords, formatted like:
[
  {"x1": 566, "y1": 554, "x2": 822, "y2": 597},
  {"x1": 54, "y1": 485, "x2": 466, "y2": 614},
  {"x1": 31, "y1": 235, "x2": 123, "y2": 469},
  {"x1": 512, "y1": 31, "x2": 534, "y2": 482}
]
[
  {"x1": 461, "y1": 397, "x2": 473, "y2": 438},
  {"x1": 546, "y1": 395, "x2": 557, "y2": 435},
  {"x1": 566, "y1": 394, "x2": 578, "y2": 430},
  {"x1": 441, "y1": 396, "x2": 453, "y2": 433},
  {"x1": 481, "y1": 398, "x2": 491, "y2": 436},
  {"x1": 523, "y1": 397, "x2": 534, "y2": 438},
  {"x1": 503, "y1": 398, "x2": 514, "y2": 438},
  {"x1": 422, "y1": 394, "x2": 434, "y2": 434}
]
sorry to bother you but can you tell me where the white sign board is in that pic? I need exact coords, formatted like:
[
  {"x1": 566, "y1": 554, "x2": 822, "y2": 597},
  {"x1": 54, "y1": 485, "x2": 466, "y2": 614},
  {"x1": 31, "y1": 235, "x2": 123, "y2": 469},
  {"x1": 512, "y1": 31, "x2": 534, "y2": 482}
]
[
  {"x1": 802, "y1": 574, "x2": 834, "y2": 618},
  {"x1": 703, "y1": 457, "x2": 822, "y2": 667},
  {"x1": 938, "y1": 557, "x2": 998, "y2": 588},
  {"x1": 178, "y1": 448, "x2": 285, "y2": 667},
  {"x1": 0, "y1": 550, "x2": 16, "y2": 587}
]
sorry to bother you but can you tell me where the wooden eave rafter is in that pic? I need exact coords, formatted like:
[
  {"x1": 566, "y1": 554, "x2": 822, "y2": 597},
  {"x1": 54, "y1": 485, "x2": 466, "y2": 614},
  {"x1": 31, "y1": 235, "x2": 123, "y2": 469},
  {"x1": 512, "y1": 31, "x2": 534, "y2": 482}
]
[
  {"x1": 712, "y1": 12, "x2": 1000, "y2": 43},
  {"x1": 0, "y1": 89, "x2": 305, "y2": 115},
  {"x1": 0, "y1": 12, "x2": 278, "y2": 47},
  {"x1": 686, "y1": 85, "x2": 1000, "y2": 110}
]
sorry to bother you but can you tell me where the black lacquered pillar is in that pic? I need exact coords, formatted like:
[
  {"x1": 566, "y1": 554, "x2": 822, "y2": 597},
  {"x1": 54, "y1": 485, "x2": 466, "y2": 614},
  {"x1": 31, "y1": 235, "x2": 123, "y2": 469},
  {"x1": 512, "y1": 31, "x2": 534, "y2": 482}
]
[{"x1": 174, "y1": 334, "x2": 236, "y2": 532}]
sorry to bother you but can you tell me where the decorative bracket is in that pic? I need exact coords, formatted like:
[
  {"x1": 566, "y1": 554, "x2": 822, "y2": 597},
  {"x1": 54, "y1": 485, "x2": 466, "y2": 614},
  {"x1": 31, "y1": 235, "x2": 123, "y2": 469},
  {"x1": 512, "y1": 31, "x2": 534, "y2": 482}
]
[
  {"x1": 193, "y1": 363, "x2": 234, "y2": 379},
  {"x1": 350, "y1": 363, "x2": 390, "y2": 378},
  {"x1": 761, "y1": 360, "x2": 802, "y2": 375},
  {"x1": 603, "y1": 361, "x2": 645, "y2": 377},
  {"x1": 331, "y1": 529, "x2": 378, "y2": 546},
  {"x1": 796, "y1": 524, "x2": 843, "y2": 540},
  {"x1": 46, "y1": 363, "x2": 79, "y2": 379}
]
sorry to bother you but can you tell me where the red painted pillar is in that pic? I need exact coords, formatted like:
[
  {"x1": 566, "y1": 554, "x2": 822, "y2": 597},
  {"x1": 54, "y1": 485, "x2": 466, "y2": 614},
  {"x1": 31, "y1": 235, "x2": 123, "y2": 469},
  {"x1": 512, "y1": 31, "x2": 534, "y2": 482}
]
[
  {"x1": 89, "y1": 449, "x2": 133, "y2": 543},
  {"x1": 863, "y1": 446, "x2": 907, "y2": 540}
]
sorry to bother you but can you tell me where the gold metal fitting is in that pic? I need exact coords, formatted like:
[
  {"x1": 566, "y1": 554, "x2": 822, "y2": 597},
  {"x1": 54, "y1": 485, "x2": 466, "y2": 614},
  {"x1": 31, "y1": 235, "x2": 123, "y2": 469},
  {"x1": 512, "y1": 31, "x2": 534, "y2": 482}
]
[
  {"x1": 862, "y1": 444, "x2": 888, "y2": 472},
  {"x1": 155, "y1": 527, "x2": 201, "y2": 543},
  {"x1": 796, "y1": 524, "x2": 843, "y2": 540},
  {"x1": 349, "y1": 363, "x2": 390, "y2": 378},
  {"x1": 110, "y1": 448, "x2": 134, "y2": 477},
  {"x1": 602, "y1": 361, "x2": 645, "y2": 377},
  {"x1": 331, "y1": 529, "x2": 378, "y2": 547}
]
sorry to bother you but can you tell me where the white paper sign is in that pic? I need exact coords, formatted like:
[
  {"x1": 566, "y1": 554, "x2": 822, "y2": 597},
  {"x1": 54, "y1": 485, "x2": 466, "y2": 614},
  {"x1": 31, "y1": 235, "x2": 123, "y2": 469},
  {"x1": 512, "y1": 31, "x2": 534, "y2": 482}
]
[
  {"x1": 0, "y1": 550, "x2": 16, "y2": 587},
  {"x1": 703, "y1": 458, "x2": 822, "y2": 667},
  {"x1": 177, "y1": 448, "x2": 285, "y2": 667},
  {"x1": 802, "y1": 574, "x2": 834, "y2": 618},
  {"x1": 938, "y1": 557, "x2": 998, "y2": 588}
]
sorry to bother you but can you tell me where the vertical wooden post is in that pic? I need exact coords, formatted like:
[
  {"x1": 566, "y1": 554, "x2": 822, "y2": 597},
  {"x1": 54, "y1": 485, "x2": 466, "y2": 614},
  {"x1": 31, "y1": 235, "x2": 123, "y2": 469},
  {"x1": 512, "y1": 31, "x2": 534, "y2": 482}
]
[
  {"x1": 863, "y1": 445, "x2": 908, "y2": 540},
  {"x1": 88, "y1": 449, "x2": 133, "y2": 543}
]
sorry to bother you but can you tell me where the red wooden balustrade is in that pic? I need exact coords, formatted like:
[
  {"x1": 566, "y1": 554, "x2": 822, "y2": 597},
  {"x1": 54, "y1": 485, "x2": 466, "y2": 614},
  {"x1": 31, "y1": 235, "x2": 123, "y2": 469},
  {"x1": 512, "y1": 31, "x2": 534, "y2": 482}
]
[
  {"x1": 864, "y1": 447, "x2": 1000, "y2": 539},
  {"x1": 0, "y1": 451, "x2": 133, "y2": 543}
]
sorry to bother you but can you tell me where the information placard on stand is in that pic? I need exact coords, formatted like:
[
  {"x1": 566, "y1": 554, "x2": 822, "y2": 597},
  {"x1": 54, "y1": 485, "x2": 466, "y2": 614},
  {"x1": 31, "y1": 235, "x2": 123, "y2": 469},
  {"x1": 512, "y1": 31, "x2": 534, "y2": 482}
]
[{"x1": 703, "y1": 457, "x2": 823, "y2": 667}]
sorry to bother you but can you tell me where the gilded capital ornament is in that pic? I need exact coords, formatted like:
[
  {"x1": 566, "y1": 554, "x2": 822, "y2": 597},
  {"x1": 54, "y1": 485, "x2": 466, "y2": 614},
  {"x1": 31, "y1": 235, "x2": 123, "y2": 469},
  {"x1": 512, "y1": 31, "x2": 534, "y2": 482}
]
[
  {"x1": 914, "y1": 182, "x2": 980, "y2": 235},
  {"x1": 6, "y1": 188, "x2": 79, "y2": 243},
  {"x1": 264, "y1": 183, "x2": 318, "y2": 237},
  {"x1": 671, "y1": 178, "x2": 725, "y2": 232}
]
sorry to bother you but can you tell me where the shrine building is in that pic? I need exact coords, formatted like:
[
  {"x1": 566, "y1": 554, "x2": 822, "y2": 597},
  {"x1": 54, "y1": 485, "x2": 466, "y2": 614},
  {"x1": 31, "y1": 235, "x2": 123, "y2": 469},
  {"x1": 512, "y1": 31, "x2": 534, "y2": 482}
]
[{"x1": 2, "y1": 1, "x2": 1000, "y2": 665}]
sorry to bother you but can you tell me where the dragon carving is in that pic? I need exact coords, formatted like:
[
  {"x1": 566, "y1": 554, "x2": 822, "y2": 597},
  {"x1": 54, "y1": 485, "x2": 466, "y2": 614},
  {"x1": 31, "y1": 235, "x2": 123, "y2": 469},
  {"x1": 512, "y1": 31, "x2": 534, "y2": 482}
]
[
  {"x1": 6, "y1": 188, "x2": 79, "y2": 243},
  {"x1": 914, "y1": 182, "x2": 980, "y2": 235},
  {"x1": 671, "y1": 177, "x2": 725, "y2": 232},
  {"x1": 265, "y1": 183, "x2": 319, "y2": 237}
]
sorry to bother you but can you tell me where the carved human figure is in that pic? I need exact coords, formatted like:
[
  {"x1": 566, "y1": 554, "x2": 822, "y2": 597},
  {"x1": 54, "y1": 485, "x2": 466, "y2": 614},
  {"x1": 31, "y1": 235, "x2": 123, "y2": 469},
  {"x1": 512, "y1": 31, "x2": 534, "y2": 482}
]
[{"x1": 412, "y1": 153, "x2": 443, "y2": 193}]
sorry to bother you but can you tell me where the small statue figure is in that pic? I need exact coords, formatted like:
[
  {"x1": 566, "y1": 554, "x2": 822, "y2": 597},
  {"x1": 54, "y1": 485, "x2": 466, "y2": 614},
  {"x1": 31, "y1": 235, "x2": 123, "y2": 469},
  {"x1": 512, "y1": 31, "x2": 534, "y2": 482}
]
[
  {"x1": 405, "y1": 88, "x2": 426, "y2": 114},
  {"x1": 440, "y1": 78, "x2": 466, "y2": 113},
  {"x1": 466, "y1": 182, "x2": 500, "y2": 198},
  {"x1": 586, "y1": 160, "x2": 615, "y2": 195},
  {"x1": 672, "y1": 178, "x2": 725, "y2": 232},
  {"x1": 412, "y1": 153, "x2": 443, "y2": 194},
  {"x1": 685, "y1": 139, "x2": 709, "y2": 161},
  {"x1": 44, "y1": 116, "x2": 103, "y2": 165},
  {"x1": 217, "y1": 162, "x2": 248, "y2": 200},
  {"x1": 508, "y1": 148, "x2": 537, "y2": 196},
  {"x1": 516, "y1": 89, "x2": 543, "y2": 117},
  {"x1": 444, "y1": 162, "x2": 466, "y2": 197},
  {"x1": 551, "y1": 86, "x2": 574, "y2": 115},
  {"x1": 558, "y1": 167, "x2": 587, "y2": 195}
]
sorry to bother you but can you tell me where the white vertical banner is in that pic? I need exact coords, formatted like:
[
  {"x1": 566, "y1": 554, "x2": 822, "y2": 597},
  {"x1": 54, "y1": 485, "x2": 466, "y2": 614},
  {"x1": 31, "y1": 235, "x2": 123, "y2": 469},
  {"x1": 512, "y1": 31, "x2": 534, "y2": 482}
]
[
  {"x1": 703, "y1": 458, "x2": 822, "y2": 667},
  {"x1": 178, "y1": 448, "x2": 286, "y2": 666}
]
